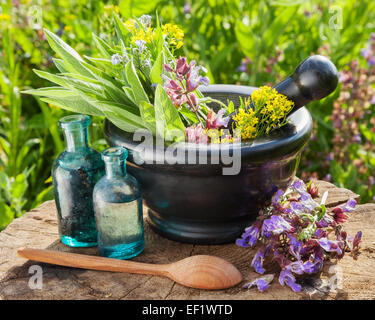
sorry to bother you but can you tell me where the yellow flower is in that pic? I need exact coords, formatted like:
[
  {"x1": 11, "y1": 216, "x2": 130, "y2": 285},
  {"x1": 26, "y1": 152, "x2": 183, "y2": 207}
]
[
  {"x1": 104, "y1": 4, "x2": 119, "y2": 14},
  {"x1": 125, "y1": 19, "x2": 138, "y2": 33},
  {"x1": 66, "y1": 14, "x2": 76, "y2": 20},
  {"x1": 176, "y1": 41, "x2": 183, "y2": 49},
  {"x1": 206, "y1": 129, "x2": 220, "y2": 143},
  {"x1": 219, "y1": 129, "x2": 235, "y2": 143},
  {"x1": 232, "y1": 108, "x2": 259, "y2": 140},
  {"x1": 162, "y1": 23, "x2": 184, "y2": 39},
  {"x1": 123, "y1": 19, "x2": 183, "y2": 47},
  {"x1": 124, "y1": 18, "x2": 156, "y2": 44},
  {"x1": 131, "y1": 28, "x2": 156, "y2": 43},
  {"x1": 207, "y1": 129, "x2": 235, "y2": 144},
  {"x1": 251, "y1": 86, "x2": 279, "y2": 111},
  {"x1": 162, "y1": 23, "x2": 184, "y2": 49},
  {"x1": 233, "y1": 85, "x2": 294, "y2": 140},
  {"x1": 0, "y1": 13, "x2": 11, "y2": 21}
]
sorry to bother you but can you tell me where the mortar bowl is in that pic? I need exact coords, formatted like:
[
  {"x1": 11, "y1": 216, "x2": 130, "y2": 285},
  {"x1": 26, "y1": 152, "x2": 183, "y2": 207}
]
[{"x1": 104, "y1": 84, "x2": 312, "y2": 244}]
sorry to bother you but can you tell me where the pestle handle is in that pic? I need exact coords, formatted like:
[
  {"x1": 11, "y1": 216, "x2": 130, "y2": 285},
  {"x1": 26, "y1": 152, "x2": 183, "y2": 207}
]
[{"x1": 273, "y1": 55, "x2": 339, "y2": 112}]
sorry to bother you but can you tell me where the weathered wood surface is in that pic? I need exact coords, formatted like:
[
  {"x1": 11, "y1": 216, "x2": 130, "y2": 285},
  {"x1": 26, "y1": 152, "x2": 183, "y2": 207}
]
[{"x1": 0, "y1": 180, "x2": 374, "y2": 300}]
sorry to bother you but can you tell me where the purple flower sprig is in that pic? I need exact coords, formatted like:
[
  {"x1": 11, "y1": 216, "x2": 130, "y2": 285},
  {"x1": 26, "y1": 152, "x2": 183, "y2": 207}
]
[
  {"x1": 244, "y1": 274, "x2": 274, "y2": 292},
  {"x1": 360, "y1": 33, "x2": 375, "y2": 67},
  {"x1": 163, "y1": 56, "x2": 209, "y2": 124},
  {"x1": 163, "y1": 56, "x2": 230, "y2": 126},
  {"x1": 237, "y1": 178, "x2": 362, "y2": 293},
  {"x1": 163, "y1": 56, "x2": 234, "y2": 144}
]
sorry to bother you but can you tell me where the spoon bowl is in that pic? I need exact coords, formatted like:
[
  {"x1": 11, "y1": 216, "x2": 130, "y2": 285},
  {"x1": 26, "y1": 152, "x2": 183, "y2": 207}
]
[{"x1": 165, "y1": 255, "x2": 243, "y2": 290}]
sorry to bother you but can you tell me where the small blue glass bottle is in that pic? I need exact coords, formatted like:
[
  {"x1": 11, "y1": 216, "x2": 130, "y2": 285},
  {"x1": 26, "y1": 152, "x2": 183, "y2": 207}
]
[
  {"x1": 93, "y1": 147, "x2": 144, "y2": 259},
  {"x1": 52, "y1": 115, "x2": 104, "y2": 247}
]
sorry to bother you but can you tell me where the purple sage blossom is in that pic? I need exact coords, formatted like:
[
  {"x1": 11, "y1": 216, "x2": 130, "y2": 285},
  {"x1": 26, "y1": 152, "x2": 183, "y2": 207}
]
[
  {"x1": 183, "y1": 2, "x2": 192, "y2": 14},
  {"x1": 288, "y1": 235, "x2": 302, "y2": 260},
  {"x1": 236, "y1": 221, "x2": 261, "y2": 247},
  {"x1": 262, "y1": 215, "x2": 294, "y2": 237},
  {"x1": 290, "y1": 201, "x2": 305, "y2": 214},
  {"x1": 163, "y1": 57, "x2": 209, "y2": 111},
  {"x1": 272, "y1": 189, "x2": 284, "y2": 205},
  {"x1": 251, "y1": 245, "x2": 271, "y2": 274},
  {"x1": 279, "y1": 269, "x2": 301, "y2": 292},
  {"x1": 360, "y1": 34, "x2": 375, "y2": 66},
  {"x1": 162, "y1": 74, "x2": 187, "y2": 106},
  {"x1": 341, "y1": 198, "x2": 356, "y2": 212},
  {"x1": 339, "y1": 71, "x2": 351, "y2": 84},
  {"x1": 244, "y1": 274, "x2": 274, "y2": 292},
  {"x1": 286, "y1": 260, "x2": 304, "y2": 275},
  {"x1": 236, "y1": 57, "x2": 251, "y2": 73},
  {"x1": 291, "y1": 179, "x2": 303, "y2": 191},
  {"x1": 304, "y1": 10, "x2": 311, "y2": 18},
  {"x1": 318, "y1": 238, "x2": 344, "y2": 256},
  {"x1": 353, "y1": 231, "x2": 362, "y2": 249},
  {"x1": 237, "y1": 177, "x2": 361, "y2": 293},
  {"x1": 187, "y1": 64, "x2": 209, "y2": 91},
  {"x1": 303, "y1": 255, "x2": 323, "y2": 274},
  {"x1": 314, "y1": 228, "x2": 327, "y2": 239},
  {"x1": 206, "y1": 109, "x2": 230, "y2": 129},
  {"x1": 361, "y1": 48, "x2": 371, "y2": 60},
  {"x1": 185, "y1": 124, "x2": 209, "y2": 144},
  {"x1": 331, "y1": 198, "x2": 356, "y2": 223},
  {"x1": 332, "y1": 210, "x2": 349, "y2": 224}
]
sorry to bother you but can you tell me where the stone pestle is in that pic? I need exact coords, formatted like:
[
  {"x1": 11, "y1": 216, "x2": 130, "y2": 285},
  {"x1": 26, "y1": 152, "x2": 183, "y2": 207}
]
[
  {"x1": 225, "y1": 55, "x2": 339, "y2": 130},
  {"x1": 273, "y1": 54, "x2": 339, "y2": 113}
]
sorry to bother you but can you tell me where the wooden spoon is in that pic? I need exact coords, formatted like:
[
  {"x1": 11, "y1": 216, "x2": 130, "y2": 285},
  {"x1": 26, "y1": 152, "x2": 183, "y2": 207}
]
[{"x1": 17, "y1": 247, "x2": 242, "y2": 290}]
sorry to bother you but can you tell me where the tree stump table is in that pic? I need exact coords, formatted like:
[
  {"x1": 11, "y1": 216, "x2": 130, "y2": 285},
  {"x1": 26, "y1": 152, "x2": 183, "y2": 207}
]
[{"x1": 1, "y1": 180, "x2": 374, "y2": 300}]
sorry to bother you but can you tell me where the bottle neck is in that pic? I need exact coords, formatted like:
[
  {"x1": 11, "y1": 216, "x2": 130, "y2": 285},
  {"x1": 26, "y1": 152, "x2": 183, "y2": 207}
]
[
  {"x1": 105, "y1": 159, "x2": 127, "y2": 179},
  {"x1": 63, "y1": 127, "x2": 89, "y2": 152}
]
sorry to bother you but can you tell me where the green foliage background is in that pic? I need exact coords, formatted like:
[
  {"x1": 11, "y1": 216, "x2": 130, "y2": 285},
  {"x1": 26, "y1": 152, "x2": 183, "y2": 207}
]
[{"x1": 1, "y1": 0, "x2": 374, "y2": 230}]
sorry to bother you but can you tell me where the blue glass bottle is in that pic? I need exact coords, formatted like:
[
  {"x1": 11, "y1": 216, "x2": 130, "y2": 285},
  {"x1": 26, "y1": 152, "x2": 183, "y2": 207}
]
[
  {"x1": 93, "y1": 147, "x2": 144, "y2": 259},
  {"x1": 52, "y1": 115, "x2": 104, "y2": 247}
]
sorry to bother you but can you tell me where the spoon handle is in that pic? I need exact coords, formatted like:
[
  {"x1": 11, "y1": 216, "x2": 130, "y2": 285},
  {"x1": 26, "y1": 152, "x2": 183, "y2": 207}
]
[{"x1": 17, "y1": 247, "x2": 169, "y2": 277}]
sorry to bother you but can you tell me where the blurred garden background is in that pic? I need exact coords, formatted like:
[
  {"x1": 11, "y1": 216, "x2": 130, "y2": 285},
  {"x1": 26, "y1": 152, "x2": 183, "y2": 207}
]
[{"x1": 1, "y1": 0, "x2": 375, "y2": 230}]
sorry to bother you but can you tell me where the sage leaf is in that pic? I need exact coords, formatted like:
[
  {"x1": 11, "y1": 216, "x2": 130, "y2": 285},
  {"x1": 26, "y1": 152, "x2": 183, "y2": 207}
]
[
  {"x1": 92, "y1": 33, "x2": 112, "y2": 59},
  {"x1": 23, "y1": 87, "x2": 73, "y2": 98},
  {"x1": 125, "y1": 60, "x2": 150, "y2": 105},
  {"x1": 113, "y1": 13, "x2": 130, "y2": 44},
  {"x1": 40, "y1": 91, "x2": 104, "y2": 116},
  {"x1": 33, "y1": 69, "x2": 69, "y2": 87},
  {"x1": 298, "y1": 223, "x2": 317, "y2": 241},
  {"x1": 154, "y1": 84, "x2": 185, "y2": 142},
  {"x1": 317, "y1": 204, "x2": 326, "y2": 221},
  {"x1": 101, "y1": 103, "x2": 146, "y2": 132},
  {"x1": 139, "y1": 101, "x2": 156, "y2": 135},
  {"x1": 44, "y1": 29, "x2": 94, "y2": 78},
  {"x1": 150, "y1": 50, "x2": 164, "y2": 85}
]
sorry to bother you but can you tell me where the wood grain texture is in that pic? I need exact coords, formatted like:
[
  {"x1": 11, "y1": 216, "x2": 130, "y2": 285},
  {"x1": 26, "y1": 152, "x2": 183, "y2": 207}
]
[{"x1": 0, "y1": 180, "x2": 374, "y2": 300}]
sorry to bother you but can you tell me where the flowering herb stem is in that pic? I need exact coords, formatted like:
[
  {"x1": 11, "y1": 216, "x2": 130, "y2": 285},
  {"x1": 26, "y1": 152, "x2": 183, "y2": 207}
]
[{"x1": 237, "y1": 178, "x2": 362, "y2": 293}]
